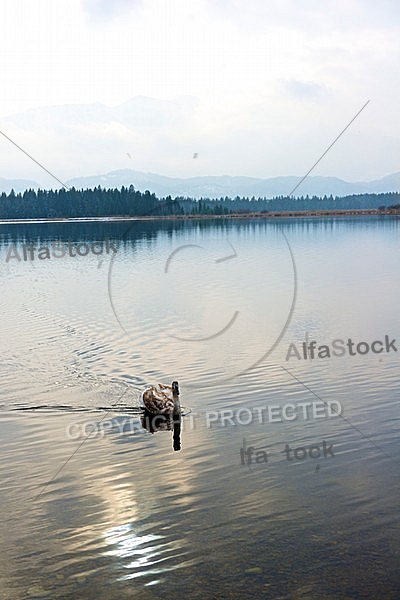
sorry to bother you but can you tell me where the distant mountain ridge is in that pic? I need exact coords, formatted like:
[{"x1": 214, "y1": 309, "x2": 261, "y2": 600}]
[
  {"x1": 66, "y1": 170, "x2": 400, "y2": 199},
  {"x1": 1, "y1": 170, "x2": 400, "y2": 199},
  {"x1": 0, "y1": 177, "x2": 40, "y2": 194}
]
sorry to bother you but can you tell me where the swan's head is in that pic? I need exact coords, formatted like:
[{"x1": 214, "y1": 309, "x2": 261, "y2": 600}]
[{"x1": 172, "y1": 381, "x2": 180, "y2": 395}]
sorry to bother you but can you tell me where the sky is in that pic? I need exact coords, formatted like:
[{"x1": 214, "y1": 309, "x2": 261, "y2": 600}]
[{"x1": 0, "y1": 0, "x2": 399, "y2": 186}]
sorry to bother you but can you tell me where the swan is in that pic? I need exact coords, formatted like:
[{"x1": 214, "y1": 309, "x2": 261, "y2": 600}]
[{"x1": 141, "y1": 381, "x2": 180, "y2": 414}]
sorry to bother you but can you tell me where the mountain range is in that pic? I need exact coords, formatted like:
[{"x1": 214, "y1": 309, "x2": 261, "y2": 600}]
[
  {"x1": 0, "y1": 177, "x2": 42, "y2": 194},
  {"x1": 1, "y1": 169, "x2": 400, "y2": 199}
]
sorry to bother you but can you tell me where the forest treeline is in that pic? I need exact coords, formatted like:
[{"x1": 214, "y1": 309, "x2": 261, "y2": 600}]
[{"x1": 0, "y1": 185, "x2": 400, "y2": 219}]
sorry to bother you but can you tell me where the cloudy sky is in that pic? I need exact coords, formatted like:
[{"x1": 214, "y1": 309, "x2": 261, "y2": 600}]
[{"x1": 0, "y1": 0, "x2": 399, "y2": 186}]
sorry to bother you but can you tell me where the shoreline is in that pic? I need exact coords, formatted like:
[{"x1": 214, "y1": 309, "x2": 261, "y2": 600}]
[{"x1": 0, "y1": 208, "x2": 399, "y2": 225}]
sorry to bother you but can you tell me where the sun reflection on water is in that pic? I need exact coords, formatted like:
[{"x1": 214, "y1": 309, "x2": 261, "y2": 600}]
[{"x1": 103, "y1": 523, "x2": 192, "y2": 585}]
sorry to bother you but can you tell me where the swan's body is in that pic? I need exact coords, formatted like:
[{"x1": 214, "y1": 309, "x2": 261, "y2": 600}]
[{"x1": 141, "y1": 381, "x2": 180, "y2": 414}]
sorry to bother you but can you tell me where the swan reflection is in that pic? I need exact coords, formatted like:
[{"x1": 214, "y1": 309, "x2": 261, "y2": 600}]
[{"x1": 141, "y1": 410, "x2": 182, "y2": 451}]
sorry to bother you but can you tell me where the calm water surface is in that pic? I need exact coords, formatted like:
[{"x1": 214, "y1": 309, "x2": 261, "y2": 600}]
[{"x1": 0, "y1": 217, "x2": 399, "y2": 599}]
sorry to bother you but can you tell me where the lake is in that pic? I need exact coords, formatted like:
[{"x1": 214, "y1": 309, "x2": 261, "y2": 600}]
[{"x1": 1, "y1": 216, "x2": 399, "y2": 599}]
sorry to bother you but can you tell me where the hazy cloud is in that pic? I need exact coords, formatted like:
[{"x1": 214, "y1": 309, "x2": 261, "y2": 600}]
[
  {"x1": 83, "y1": 0, "x2": 142, "y2": 20},
  {"x1": 207, "y1": 0, "x2": 400, "y2": 32},
  {"x1": 281, "y1": 80, "x2": 329, "y2": 102},
  {"x1": 0, "y1": 0, "x2": 398, "y2": 183}
]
